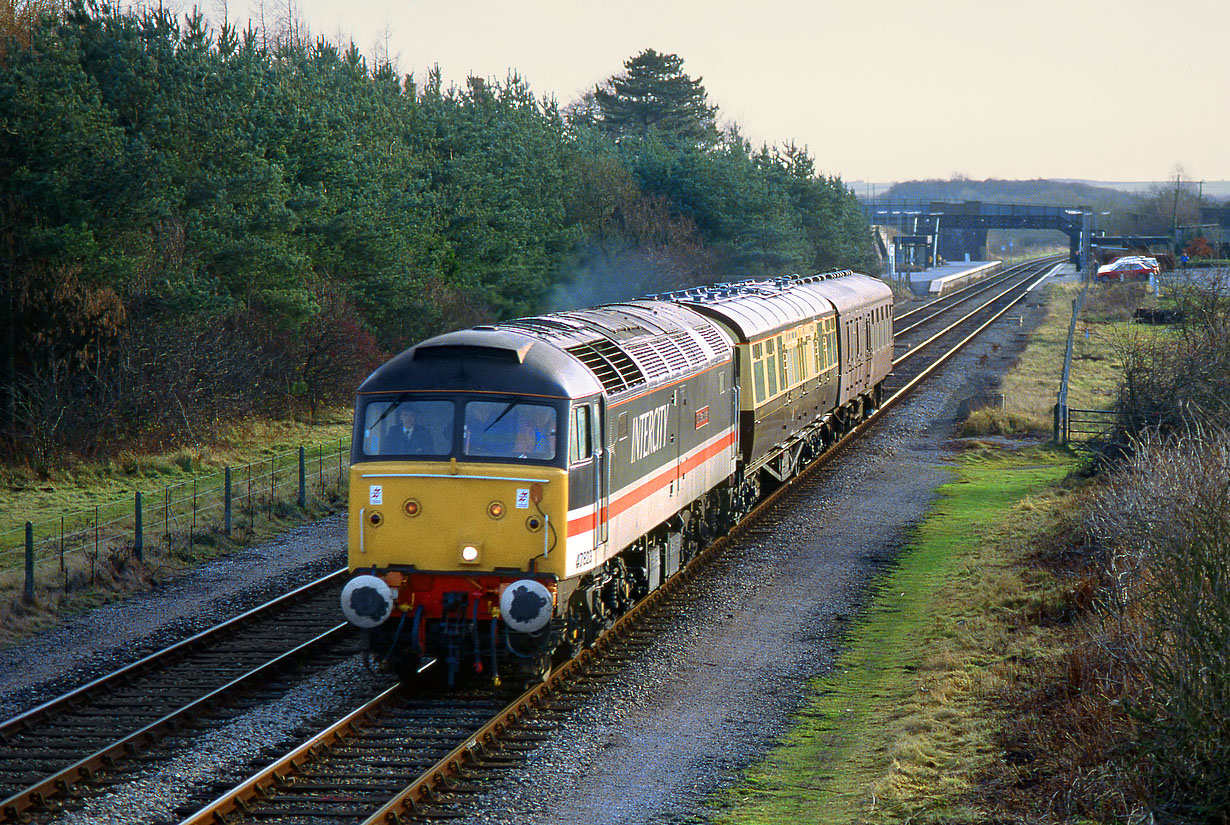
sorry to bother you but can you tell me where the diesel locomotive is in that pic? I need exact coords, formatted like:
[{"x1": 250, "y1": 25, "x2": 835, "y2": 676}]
[{"x1": 340, "y1": 270, "x2": 893, "y2": 684}]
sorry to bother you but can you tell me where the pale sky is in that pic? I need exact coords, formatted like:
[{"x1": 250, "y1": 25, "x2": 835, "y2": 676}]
[{"x1": 221, "y1": 0, "x2": 1227, "y2": 184}]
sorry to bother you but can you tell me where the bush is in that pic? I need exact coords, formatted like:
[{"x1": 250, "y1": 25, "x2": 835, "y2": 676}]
[
  {"x1": 1107, "y1": 277, "x2": 1230, "y2": 448},
  {"x1": 1084, "y1": 427, "x2": 1230, "y2": 822}
]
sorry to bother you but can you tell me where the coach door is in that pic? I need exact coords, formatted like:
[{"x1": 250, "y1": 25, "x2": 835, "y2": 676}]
[{"x1": 570, "y1": 400, "x2": 607, "y2": 559}]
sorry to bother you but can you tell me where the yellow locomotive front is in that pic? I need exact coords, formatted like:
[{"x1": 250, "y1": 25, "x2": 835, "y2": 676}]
[{"x1": 340, "y1": 331, "x2": 602, "y2": 684}]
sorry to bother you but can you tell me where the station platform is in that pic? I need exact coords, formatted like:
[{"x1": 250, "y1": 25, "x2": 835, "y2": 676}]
[{"x1": 907, "y1": 260, "x2": 1002, "y2": 296}]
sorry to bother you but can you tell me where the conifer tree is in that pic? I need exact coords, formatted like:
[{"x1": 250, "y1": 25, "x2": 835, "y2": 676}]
[{"x1": 592, "y1": 49, "x2": 718, "y2": 144}]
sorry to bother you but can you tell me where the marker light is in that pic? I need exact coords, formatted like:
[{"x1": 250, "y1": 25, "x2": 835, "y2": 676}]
[
  {"x1": 487, "y1": 501, "x2": 505, "y2": 519},
  {"x1": 461, "y1": 545, "x2": 480, "y2": 563},
  {"x1": 403, "y1": 499, "x2": 420, "y2": 517}
]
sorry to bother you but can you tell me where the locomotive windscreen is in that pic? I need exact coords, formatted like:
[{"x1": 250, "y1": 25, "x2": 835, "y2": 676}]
[
  {"x1": 357, "y1": 395, "x2": 559, "y2": 463},
  {"x1": 362, "y1": 398, "x2": 453, "y2": 457},
  {"x1": 463, "y1": 400, "x2": 557, "y2": 461}
]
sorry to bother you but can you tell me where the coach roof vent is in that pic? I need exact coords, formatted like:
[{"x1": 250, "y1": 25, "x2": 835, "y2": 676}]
[{"x1": 565, "y1": 339, "x2": 645, "y2": 394}]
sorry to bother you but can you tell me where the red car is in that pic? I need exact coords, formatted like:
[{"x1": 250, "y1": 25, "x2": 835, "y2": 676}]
[{"x1": 1096, "y1": 256, "x2": 1160, "y2": 283}]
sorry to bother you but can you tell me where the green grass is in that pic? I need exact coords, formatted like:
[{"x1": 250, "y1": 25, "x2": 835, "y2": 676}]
[
  {"x1": 0, "y1": 411, "x2": 354, "y2": 645},
  {"x1": 0, "y1": 413, "x2": 352, "y2": 538},
  {"x1": 723, "y1": 444, "x2": 1079, "y2": 825}
]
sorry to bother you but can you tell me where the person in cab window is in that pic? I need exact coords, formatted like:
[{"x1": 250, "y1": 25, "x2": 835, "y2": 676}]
[
  {"x1": 515, "y1": 408, "x2": 555, "y2": 459},
  {"x1": 386, "y1": 406, "x2": 434, "y2": 454}
]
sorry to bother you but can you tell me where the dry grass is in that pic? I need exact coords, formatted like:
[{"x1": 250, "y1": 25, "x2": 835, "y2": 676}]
[
  {"x1": 959, "y1": 408, "x2": 1050, "y2": 438},
  {"x1": 999, "y1": 281, "x2": 1160, "y2": 420}
]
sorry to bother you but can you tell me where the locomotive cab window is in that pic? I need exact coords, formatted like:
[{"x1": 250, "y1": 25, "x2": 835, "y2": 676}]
[
  {"x1": 569, "y1": 405, "x2": 593, "y2": 464},
  {"x1": 464, "y1": 400, "x2": 557, "y2": 461},
  {"x1": 362, "y1": 399, "x2": 454, "y2": 457}
]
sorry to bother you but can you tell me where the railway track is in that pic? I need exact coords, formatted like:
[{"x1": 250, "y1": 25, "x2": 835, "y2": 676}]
[
  {"x1": 169, "y1": 256, "x2": 1065, "y2": 825},
  {"x1": 0, "y1": 571, "x2": 361, "y2": 823},
  {"x1": 884, "y1": 256, "x2": 1063, "y2": 400}
]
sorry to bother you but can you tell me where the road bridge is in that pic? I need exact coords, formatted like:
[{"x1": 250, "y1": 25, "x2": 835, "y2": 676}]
[{"x1": 863, "y1": 200, "x2": 1094, "y2": 268}]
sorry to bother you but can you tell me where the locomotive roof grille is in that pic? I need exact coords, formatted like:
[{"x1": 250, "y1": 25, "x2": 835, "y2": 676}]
[
  {"x1": 673, "y1": 331, "x2": 706, "y2": 364},
  {"x1": 660, "y1": 338, "x2": 690, "y2": 371},
  {"x1": 564, "y1": 339, "x2": 645, "y2": 394},
  {"x1": 695, "y1": 322, "x2": 727, "y2": 354},
  {"x1": 623, "y1": 340, "x2": 671, "y2": 381}
]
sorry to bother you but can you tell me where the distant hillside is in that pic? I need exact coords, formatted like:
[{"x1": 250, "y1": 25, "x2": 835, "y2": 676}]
[
  {"x1": 1058, "y1": 179, "x2": 1230, "y2": 201},
  {"x1": 876, "y1": 178, "x2": 1135, "y2": 211}
]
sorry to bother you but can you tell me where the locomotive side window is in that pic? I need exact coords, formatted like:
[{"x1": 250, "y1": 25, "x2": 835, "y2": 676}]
[
  {"x1": 569, "y1": 406, "x2": 592, "y2": 464},
  {"x1": 363, "y1": 399, "x2": 454, "y2": 457},
  {"x1": 464, "y1": 400, "x2": 557, "y2": 461}
]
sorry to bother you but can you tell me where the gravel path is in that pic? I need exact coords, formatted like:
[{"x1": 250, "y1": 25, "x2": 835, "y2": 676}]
[{"x1": 0, "y1": 273, "x2": 1058, "y2": 825}]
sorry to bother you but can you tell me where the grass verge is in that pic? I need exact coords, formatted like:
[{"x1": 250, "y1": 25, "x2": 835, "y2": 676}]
[
  {"x1": 0, "y1": 413, "x2": 352, "y2": 538},
  {"x1": 722, "y1": 442, "x2": 1081, "y2": 824},
  {"x1": 0, "y1": 412, "x2": 353, "y2": 647}
]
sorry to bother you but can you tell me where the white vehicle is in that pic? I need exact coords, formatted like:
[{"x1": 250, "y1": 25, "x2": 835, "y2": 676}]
[{"x1": 1096, "y1": 256, "x2": 1160, "y2": 283}]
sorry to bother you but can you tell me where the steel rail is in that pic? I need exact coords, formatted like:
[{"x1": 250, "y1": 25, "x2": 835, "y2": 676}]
[
  {"x1": 893, "y1": 255, "x2": 1064, "y2": 335},
  {"x1": 892, "y1": 254, "x2": 1063, "y2": 323},
  {"x1": 0, "y1": 624, "x2": 349, "y2": 822},
  {"x1": 876, "y1": 267, "x2": 1054, "y2": 423},
  {"x1": 892, "y1": 259, "x2": 1059, "y2": 367},
  {"x1": 0, "y1": 569, "x2": 347, "y2": 738},
  {"x1": 0, "y1": 569, "x2": 351, "y2": 822}
]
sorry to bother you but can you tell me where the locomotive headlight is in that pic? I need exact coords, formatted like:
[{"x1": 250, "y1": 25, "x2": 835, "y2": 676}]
[
  {"x1": 487, "y1": 500, "x2": 505, "y2": 519},
  {"x1": 460, "y1": 544, "x2": 481, "y2": 564}
]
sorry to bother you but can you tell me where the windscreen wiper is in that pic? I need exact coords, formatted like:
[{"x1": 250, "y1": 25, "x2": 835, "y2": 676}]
[
  {"x1": 371, "y1": 395, "x2": 408, "y2": 428},
  {"x1": 485, "y1": 399, "x2": 520, "y2": 432}
]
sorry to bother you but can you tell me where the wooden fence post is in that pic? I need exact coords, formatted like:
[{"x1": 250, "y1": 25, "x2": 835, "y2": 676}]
[
  {"x1": 135, "y1": 491, "x2": 143, "y2": 561},
  {"x1": 24, "y1": 522, "x2": 34, "y2": 603}
]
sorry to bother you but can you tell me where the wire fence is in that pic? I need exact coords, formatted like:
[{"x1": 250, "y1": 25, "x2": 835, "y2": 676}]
[
  {"x1": 1053, "y1": 281, "x2": 1090, "y2": 443},
  {"x1": 1, "y1": 439, "x2": 351, "y2": 604}
]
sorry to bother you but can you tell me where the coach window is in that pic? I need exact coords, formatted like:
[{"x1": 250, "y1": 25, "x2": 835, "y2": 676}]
[
  {"x1": 766, "y1": 338, "x2": 779, "y2": 397},
  {"x1": 752, "y1": 343, "x2": 766, "y2": 404},
  {"x1": 782, "y1": 334, "x2": 795, "y2": 388},
  {"x1": 569, "y1": 405, "x2": 592, "y2": 464}
]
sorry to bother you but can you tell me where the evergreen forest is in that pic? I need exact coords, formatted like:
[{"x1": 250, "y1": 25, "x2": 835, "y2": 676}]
[{"x1": 0, "y1": 3, "x2": 877, "y2": 467}]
